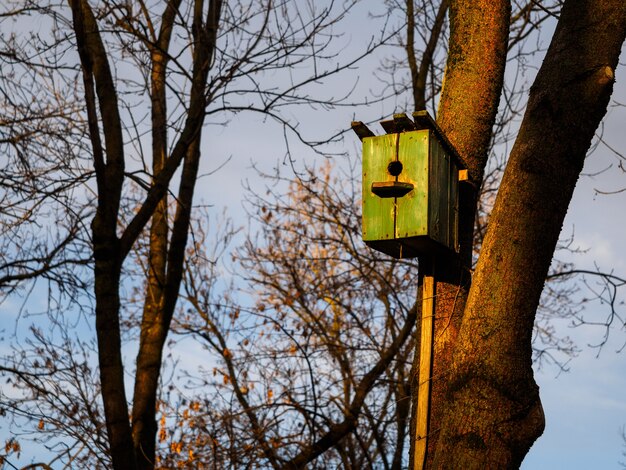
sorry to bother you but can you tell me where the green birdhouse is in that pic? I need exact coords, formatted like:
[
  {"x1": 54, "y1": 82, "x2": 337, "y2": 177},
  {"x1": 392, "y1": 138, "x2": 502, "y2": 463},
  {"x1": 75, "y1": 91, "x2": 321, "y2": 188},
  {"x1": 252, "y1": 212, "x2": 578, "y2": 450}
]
[{"x1": 352, "y1": 111, "x2": 467, "y2": 259}]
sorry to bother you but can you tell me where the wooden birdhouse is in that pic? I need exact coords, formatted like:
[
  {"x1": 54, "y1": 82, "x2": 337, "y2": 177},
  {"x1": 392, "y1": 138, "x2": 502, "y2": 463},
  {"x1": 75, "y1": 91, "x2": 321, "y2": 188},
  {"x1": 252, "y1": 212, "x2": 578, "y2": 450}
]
[{"x1": 352, "y1": 111, "x2": 467, "y2": 259}]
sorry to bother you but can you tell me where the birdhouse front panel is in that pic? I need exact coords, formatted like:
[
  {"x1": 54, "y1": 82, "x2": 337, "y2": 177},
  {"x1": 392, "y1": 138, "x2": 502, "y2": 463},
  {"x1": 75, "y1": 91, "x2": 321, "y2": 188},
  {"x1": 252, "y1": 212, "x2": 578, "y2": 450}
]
[
  {"x1": 362, "y1": 134, "x2": 396, "y2": 242},
  {"x1": 395, "y1": 130, "x2": 429, "y2": 239}
]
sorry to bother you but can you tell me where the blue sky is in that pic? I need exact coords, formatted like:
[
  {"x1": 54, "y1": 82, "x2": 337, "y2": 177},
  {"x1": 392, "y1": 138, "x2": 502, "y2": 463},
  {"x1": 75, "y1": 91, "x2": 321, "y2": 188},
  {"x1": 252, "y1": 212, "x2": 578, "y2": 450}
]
[{"x1": 522, "y1": 96, "x2": 626, "y2": 468}]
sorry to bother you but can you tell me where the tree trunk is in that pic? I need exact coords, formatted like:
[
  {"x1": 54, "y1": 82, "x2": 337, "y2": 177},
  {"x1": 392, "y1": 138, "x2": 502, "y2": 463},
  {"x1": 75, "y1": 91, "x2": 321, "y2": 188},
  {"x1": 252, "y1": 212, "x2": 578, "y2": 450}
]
[
  {"x1": 432, "y1": 0, "x2": 626, "y2": 467},
  {"x1": 409, "y1": 1, "x2": 511, "y2": 467},
  {"x1": 93, "y1": 237, "x2": 136, "y2": 469},
  {"x1": 131, "y1": 4, "x2": 178, "y2": 466},
  {"x1": 129, "y1": 1, "x2": 221, "y2": 465},
  {"x1": 69, "y1": 0, "x2": 135, "y2": 466}
]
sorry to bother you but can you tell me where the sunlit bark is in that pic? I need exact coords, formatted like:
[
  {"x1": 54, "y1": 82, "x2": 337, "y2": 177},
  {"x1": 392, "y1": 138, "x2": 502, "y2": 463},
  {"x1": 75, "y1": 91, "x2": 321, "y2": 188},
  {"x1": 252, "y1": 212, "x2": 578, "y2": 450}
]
[
  {"x1": 408, "y1": 1, "x2": 511, "y2": 467},
  {"x1": 431, "y1": 0, "x2": 626, "y2": 467}
]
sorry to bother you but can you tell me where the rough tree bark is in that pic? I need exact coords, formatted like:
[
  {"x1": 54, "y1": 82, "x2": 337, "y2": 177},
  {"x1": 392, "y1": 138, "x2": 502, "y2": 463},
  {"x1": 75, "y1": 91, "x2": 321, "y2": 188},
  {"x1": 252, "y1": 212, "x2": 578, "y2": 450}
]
[
  {"x1": 409, "y1": 0, "x2": 511, "y2": 467},
  {"x1": 413, "y1": 0, "x2": 626, "y2": 467}
]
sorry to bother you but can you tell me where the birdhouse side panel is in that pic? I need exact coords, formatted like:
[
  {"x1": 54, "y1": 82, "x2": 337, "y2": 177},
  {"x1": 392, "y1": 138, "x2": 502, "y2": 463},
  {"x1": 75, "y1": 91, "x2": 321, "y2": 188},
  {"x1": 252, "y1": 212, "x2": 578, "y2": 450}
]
[
  {"x1": 396, "y1": 130, "x2": 429, "y2": 239},
  {"x1": 427, "y1": 135, "x2": 447, "y2": 248},
  {"x1": 362, "y1": 135, "x2": 396, "y2": 242},
  {"x1": 449, "y1": 162, "x2": 460, "y2": 252}
]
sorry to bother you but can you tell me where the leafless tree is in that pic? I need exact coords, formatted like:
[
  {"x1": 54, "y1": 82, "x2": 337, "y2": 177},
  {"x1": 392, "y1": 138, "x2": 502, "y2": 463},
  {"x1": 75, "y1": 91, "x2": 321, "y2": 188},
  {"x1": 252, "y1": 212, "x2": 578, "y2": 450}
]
[
  {"x1": 166, "y1": 161, "x2": 416, "y2": 468},
  {"x1": 0, "y1": 1, "x2": 393, "y2": 468}
]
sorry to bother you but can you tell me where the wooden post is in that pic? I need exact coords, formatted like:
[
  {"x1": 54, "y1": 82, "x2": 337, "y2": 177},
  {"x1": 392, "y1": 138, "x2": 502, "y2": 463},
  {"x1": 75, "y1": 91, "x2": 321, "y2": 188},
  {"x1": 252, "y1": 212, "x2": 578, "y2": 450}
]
[{"x1": 414, "y1": 265, "x2": 435, "y2": 470}]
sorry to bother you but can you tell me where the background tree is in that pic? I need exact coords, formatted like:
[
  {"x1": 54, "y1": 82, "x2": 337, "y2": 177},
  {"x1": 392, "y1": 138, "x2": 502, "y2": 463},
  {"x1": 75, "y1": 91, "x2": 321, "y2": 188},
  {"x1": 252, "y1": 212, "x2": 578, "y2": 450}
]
[
  {"x1": 0, "y1": 0, "x2": 390, "y2": 468},
  {"x1": 168, "y1": 161, "x2": 417, "y2": 468}
]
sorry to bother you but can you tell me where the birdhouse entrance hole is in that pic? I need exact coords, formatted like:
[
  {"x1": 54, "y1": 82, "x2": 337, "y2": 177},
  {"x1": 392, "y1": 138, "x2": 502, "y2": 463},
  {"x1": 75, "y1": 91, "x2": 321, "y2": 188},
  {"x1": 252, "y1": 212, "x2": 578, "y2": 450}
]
[{"x1": 388, "y1": 160, "x2": 403, "y2": 176}]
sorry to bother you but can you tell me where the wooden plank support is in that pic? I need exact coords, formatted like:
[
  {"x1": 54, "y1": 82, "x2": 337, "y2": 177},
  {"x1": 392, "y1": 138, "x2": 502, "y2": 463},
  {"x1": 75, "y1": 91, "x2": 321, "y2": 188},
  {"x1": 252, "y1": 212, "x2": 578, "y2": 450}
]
[
  {"x1": 412, "y1": 109, "x2": 437, "y2": 131},
  {"x1": 414, "y1": 270, "x2": 436, "y2": 470},
  {"x1": 351, "y1": 121, "x2": 375, "y2": 141},
  {"x1": 393, "y1": 112, "x2": 417, "y2": 132},
  {"x1": 380, "y1": 119, "x2": 397, "y2": 134}
]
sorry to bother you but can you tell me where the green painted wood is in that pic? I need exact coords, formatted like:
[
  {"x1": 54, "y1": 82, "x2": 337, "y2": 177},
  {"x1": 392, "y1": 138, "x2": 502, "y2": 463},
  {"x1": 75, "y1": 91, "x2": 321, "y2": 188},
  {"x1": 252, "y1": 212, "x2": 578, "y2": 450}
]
[
  {"x1": 361, "y1": 126, "x2": 460, "y2": 256},
  {"x1": 396, "y1": 130, "x2": 429, "y2": 239},
  {"x1": 439, "y1": 142, "x2": 451, "y2": 247},
  {"x1": 362, "y1": 134, "x2": 396, "y2": 242},
  {"x1": 429, "y1": 136, "x2": 452, "y2": 248},
  {"x1": 427, "y1": 134, "x2": 440, "y2": 245}
]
